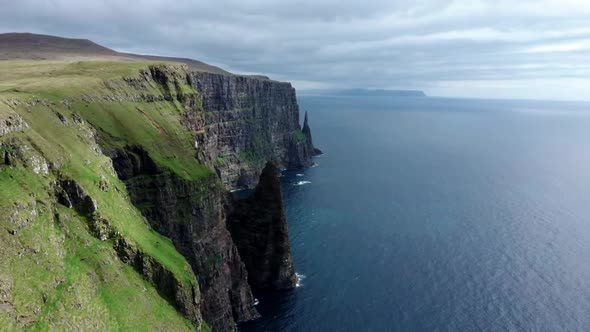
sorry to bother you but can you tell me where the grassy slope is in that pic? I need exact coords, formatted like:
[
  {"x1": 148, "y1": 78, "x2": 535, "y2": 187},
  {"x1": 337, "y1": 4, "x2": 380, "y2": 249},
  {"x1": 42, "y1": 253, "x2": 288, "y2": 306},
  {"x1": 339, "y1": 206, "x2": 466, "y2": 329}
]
[{"x1": 0, "y1": 59, "x2": 212, "y2": 330}]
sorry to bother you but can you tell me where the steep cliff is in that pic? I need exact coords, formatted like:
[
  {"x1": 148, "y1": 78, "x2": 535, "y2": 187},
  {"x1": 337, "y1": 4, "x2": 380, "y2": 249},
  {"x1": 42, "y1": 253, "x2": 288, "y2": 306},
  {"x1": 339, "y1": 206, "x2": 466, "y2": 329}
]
[
  {"x1": 0, "y1": 45, "x2": 317, "y2": 331},
  {"x1": 112, "y1": 149, "x2": 259, "y2": 331},
  {"x1": 228, "y1": 162, "x2": 297, "y2": 290},
  {"x1": 302, "y1": 111, "x2": 323, "y2": 156},
  {"x1": 192, "y1": 72, "x2": 319, "y2": 189}
]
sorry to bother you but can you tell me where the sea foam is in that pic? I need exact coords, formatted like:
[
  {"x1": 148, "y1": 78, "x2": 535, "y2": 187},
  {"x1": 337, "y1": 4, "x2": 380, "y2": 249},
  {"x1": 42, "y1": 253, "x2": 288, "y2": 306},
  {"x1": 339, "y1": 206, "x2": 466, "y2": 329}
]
[{"x1": 295, "y1": 273, "x2": 306, "y2": 288}]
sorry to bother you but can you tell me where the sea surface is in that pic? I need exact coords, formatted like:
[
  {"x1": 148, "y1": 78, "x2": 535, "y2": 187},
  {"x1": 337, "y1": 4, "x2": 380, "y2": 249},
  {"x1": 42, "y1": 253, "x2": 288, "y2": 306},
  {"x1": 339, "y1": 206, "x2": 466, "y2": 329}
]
[{"x1": 240, "y1": 96, "x2": 590, "y2": 331}]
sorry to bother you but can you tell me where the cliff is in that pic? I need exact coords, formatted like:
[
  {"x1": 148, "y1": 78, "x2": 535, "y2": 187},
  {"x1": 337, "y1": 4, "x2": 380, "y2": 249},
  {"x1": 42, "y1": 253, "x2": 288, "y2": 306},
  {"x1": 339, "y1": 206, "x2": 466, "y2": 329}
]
[
  {"x1": 192, "y1": 72, "x2": 318, "y2": 189},
  {"x1": 0, "y1": 35, "x2": 319, "y2": 332}
]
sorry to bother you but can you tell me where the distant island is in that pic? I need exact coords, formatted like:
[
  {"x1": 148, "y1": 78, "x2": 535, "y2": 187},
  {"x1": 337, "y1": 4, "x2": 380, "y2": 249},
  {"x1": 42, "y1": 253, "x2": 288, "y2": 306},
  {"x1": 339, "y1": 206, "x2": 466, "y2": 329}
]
[{"x1": 300, "y1": 88, "x2": 427, "y2": 97}]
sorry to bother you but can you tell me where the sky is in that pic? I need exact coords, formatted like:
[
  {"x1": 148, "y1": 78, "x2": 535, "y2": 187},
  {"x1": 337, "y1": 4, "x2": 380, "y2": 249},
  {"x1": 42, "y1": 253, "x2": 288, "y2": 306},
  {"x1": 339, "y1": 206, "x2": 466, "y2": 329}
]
[{"x1": 2, "y1": 0, "x2": 590, "y2": 100}]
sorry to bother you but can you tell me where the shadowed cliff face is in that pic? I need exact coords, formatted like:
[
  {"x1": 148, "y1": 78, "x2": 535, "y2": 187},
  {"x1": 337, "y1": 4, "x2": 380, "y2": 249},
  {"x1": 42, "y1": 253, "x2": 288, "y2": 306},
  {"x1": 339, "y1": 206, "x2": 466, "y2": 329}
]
[
  {"x1": 228, "y1": 162, "x2": 297, "y2": 290},
  {"x1": 108, "y1": 145, "x2": 259, "y2": 332},
  {"x1": 303, "y1": 111, "x2": 323, "y2": 156}
]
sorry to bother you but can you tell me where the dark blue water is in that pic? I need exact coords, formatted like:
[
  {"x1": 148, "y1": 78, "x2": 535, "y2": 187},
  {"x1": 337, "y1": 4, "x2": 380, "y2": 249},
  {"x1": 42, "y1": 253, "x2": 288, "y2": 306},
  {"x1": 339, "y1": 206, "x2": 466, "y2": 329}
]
[{"x1": 241, "y1": 96, "x2": 590, "y2": 331}]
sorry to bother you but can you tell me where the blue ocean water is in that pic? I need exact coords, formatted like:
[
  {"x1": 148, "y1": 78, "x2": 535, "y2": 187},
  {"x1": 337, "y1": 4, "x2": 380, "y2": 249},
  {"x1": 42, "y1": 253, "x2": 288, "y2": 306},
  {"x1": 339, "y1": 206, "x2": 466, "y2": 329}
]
[{"x1": 240, "y1": 96, "x2": 590, "y2": 331}]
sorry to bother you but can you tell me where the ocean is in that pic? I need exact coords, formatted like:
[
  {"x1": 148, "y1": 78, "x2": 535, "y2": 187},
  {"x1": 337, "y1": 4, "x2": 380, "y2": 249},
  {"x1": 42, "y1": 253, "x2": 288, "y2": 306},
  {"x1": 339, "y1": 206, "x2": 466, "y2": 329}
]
[{"x1": 240, "y1": 96, "x2": 590, "y2": 331}]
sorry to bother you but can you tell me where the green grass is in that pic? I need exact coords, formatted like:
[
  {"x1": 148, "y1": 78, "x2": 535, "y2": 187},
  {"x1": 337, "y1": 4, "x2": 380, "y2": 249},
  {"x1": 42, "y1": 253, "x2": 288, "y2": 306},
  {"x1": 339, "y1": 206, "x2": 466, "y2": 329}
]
[
  {"x1": 1, "y1": 59, "x2": 209, "y2": 284},
  {"x1": 213, "y1": 156, "x2": 226, "y2": 165},
  {"x1": 79, "y1": 100, "x2": 211, "y2": 180},
  {"x1": 0, "y1": 59, "x2": 173, "y2": 99},
  {"x1": 0, "y1": 167, "x2": 197, "y2": 331},
  {"x1": 25, "y1": 208, "x2": 196, "y2": 331},
  {"x1": 0, "y1": 58, "x2": 212, "y2": 329},
  {"x1": 293, "y1": 130, "x2": 307, "y2": 143}
]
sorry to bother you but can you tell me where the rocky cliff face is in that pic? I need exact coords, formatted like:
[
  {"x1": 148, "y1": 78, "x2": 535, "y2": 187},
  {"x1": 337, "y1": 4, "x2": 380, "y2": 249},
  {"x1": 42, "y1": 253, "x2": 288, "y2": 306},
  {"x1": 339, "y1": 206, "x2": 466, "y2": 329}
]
[
  {"x1": 110, "y1": 146, "x2": 259, "y2": 331},
  {"x1": 302, "y1": 111, "x2": 323, "y2": 156},
  {"x1": 228, "y1": 162, "x2": 297, "y2": 290},
  {"x1": 191, "y1": 72, "x2": 318, "y2": 189}
]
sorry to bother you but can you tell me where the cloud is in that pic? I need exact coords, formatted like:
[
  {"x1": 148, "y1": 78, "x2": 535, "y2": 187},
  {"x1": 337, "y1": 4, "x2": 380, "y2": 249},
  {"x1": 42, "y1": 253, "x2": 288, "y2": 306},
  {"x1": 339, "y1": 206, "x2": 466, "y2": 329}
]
[
  {"x1": 1, "y1": 0, "x2": 590, "y2": 100},
  {"x1": 523, "y1": 39, "x2": 590, "y2": 53}
]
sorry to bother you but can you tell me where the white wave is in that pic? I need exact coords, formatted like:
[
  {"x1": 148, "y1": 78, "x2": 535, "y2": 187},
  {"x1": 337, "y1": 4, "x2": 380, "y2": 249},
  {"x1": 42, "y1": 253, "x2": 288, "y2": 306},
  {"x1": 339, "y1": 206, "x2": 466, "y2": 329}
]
[
  {"x1": 296, "y1": 173, "x2": 304, "y2": 177},
  {"x1": 295, "y1": 273, "x2": 306, "y2": 288},
  {"x1": 253, "y1": 298, "x2": 259, "y2": 306},
  {"x1": 311, "y1": 163, "x2": 319, "y2": 168},
  {"x1": 293, "y1": 181, "x2": 311, "y2": 186}
]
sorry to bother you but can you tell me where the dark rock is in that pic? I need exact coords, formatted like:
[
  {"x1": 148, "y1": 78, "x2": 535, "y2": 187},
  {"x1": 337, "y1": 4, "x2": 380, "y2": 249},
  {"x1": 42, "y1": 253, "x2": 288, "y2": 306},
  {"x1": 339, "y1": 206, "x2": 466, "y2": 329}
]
[
  {"x1": 54, "y1": 111, "x2": 68, "y2": 124},
  {"x1": 110, "y1": 145, "x2": 162, "y2": 180},
  {"x1": 302, "y1": 111, "x2": 322, "y2": 157},
  {"x1": 3, "y1": 151, "x2": 13, "y2": 166},
  {"x1": 54, "y1": 177, "x2": 98, "y2": 216},
  {"x1": 302, "y1": 111, "x2": 313, "y2": 146},
  {"x1": 228, "y1": 162, "x2": 297, "y2": 290}
]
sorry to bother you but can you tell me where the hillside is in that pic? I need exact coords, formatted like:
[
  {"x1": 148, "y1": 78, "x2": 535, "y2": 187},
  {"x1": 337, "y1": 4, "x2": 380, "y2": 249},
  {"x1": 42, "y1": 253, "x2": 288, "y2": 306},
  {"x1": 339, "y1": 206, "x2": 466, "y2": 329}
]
[
  {"x1": 0, "y1": 33, "x2": 121, "y2": 59},
  {"x1": 0, "y1": 59, "x2": 208, "y2": 331},
  {"x1": 0, "y1": 33, "x2": 319, "y2": 331},
  {"x1": 0, "y1": 32, "x2": 230, "y2": 75}
]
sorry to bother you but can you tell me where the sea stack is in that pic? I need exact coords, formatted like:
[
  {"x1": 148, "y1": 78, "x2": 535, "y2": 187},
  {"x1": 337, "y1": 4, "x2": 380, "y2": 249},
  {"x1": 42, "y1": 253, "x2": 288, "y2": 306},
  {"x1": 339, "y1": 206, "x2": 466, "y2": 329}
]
[
  {"x1": 228, "y1": 161, "x2": 297, "y2": 290},
  {"x1": 303, "y1": 111, "x2": 323, "y2": 155}
]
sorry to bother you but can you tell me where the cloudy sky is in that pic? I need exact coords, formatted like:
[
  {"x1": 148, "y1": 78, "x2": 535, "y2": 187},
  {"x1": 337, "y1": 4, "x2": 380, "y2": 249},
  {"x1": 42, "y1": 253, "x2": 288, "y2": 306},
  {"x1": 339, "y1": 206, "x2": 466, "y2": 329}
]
[{"x1": 2, "y1": 0, "x2": 590, "y2": 100}]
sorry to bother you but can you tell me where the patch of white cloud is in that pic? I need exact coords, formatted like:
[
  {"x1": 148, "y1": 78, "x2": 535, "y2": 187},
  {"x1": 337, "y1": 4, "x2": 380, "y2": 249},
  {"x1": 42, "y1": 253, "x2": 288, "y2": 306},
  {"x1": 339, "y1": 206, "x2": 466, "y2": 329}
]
[{"x1": 523, "y1": 39, "x2": 590, "y2": 53}]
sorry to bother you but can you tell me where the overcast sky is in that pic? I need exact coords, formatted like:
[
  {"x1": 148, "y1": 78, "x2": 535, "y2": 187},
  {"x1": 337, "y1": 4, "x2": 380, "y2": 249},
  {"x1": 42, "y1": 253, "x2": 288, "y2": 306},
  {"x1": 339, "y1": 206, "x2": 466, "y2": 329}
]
[{"x1": 2, "y1": 0, "x2": 590, "y2": 100}]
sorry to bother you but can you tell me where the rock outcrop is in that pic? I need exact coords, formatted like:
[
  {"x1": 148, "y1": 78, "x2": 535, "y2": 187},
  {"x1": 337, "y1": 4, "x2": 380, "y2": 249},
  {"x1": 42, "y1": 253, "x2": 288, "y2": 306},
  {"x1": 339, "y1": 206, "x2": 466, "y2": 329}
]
[
  {"x1": 0, "y1": 113, "x2": 28, "y2": 137},
  {"x1": 302, "y1": 111, "x2": 323, "y2": 156},
  {"x1": 54, "y1": 176, "x2": 99, "y2": 216},
  {"x1": 228, "y1": 162, "x2": 297, "y2": 290}
]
